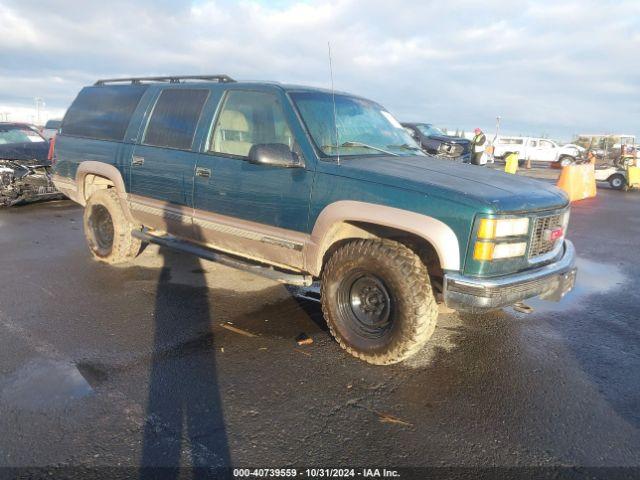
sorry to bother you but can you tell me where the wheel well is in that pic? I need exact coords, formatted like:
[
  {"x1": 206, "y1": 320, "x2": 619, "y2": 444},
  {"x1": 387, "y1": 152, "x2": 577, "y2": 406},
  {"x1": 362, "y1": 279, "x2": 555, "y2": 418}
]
[
  {"x1": 320, "y1": 221, "x2": 444, "y2": 287},
  {"x1": 83, "y1": 174, "x2": 115, "y2": 201}
]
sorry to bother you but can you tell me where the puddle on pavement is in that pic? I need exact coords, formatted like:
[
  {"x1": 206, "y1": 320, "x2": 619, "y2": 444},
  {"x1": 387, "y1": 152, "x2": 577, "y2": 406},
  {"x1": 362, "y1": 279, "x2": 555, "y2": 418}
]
[
  {"x1": 513, "y1": 257, "x2": 625, "y2": 314},
  {"x1": 0, "y1": 358, "x2": 94, "y2": 411}
]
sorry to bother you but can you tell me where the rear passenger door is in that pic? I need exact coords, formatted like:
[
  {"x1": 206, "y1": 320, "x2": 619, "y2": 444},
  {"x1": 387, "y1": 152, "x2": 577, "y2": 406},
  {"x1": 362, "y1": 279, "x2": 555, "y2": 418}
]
[{"x1": 128, "y1": 88, "x2": 209, "y2": 235}]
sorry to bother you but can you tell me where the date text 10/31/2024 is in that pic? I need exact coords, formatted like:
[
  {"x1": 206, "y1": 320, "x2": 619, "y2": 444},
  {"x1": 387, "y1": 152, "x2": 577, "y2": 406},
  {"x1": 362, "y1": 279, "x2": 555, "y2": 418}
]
[{"x1": 233, "y1": 468, "x2": 401, "y2": 478}]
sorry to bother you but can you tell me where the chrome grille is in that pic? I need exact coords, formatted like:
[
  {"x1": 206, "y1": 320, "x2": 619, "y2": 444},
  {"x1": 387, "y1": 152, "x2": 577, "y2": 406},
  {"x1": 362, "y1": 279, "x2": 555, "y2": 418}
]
[{"x1": 529, "y1": 213, "x2": 563, "y2": 258}]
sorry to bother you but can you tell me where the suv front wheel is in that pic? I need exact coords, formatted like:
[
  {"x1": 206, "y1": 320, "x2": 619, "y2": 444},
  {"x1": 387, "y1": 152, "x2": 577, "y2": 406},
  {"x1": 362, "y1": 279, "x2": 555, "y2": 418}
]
[
  {"x1": 83, "y1": 189, "x2": 141, "y2": 264},
  {"x1": 321, "y1": 239, "x2": 438, "y2": 365}
]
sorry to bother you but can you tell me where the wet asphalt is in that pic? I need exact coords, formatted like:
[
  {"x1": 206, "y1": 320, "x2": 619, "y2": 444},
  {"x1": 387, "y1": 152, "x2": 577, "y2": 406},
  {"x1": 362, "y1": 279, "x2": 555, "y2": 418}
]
[{"x1": 0, "y1": 182, "x2": 639, "y2": 477}]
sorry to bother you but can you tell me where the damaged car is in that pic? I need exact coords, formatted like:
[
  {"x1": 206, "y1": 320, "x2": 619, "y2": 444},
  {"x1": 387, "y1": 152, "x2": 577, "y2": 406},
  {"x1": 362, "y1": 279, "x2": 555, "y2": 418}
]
[
  {"x1": 0, "y1": 123, "x2": 60, "y2": 207},
  {"x1": 402, "y1": 122, "x2": 472, "y2": 163}
]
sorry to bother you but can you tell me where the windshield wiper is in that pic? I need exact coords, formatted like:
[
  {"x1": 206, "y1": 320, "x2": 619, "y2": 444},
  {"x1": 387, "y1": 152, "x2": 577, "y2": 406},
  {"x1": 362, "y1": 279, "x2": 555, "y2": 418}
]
[
  {"x1": 388, "y1": 143, "x2": 421, "y2": 152},
  {"x1": 337, "y1": 141, "x2": 399, "y2": 156}
]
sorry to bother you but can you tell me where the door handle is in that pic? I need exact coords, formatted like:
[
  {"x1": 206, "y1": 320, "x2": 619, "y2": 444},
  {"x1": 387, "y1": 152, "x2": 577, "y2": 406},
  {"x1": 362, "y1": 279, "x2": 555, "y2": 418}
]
[
  {"x1": 132, "y1": 156, "x2": 145, "y2": 167},
  {"x1": 195, "y1": 167, "x2": 212, "y2": 178}
]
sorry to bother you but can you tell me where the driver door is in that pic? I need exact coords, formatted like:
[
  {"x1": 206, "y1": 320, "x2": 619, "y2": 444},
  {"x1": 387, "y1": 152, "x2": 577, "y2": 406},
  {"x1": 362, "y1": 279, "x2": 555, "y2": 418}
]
[
  {"x1": 537, "y1": 139, "x2": 558, "y2": 162},
  {"x1": 192, "y1": 89, "x2": 313, "y2": 267}
]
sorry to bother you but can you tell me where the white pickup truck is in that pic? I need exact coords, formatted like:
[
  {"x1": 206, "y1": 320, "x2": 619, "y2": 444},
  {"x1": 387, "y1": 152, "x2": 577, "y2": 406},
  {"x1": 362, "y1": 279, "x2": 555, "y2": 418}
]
[{"x1": 493, "y1": 137, "x2": 584, "y2": 166}]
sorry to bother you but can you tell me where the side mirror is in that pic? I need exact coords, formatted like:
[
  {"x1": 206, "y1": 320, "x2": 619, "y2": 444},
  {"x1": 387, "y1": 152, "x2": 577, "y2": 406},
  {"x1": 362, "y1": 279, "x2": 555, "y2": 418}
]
[{"x1": 248, "y1": 143, "x2": 302, "y2": 168}]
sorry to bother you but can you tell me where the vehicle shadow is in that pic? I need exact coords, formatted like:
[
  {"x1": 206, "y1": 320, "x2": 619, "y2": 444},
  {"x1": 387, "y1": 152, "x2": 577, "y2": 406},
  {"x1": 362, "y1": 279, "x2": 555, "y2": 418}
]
[{"x1": 139, "y1": 212, "x2": 231, "y2": 479}]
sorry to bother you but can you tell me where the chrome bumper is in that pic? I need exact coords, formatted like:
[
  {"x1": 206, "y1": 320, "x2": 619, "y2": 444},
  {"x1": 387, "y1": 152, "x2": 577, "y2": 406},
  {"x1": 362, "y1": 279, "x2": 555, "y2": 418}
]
[{"x1": 443, "y1": 240, "x2": 577, "y2": 313}]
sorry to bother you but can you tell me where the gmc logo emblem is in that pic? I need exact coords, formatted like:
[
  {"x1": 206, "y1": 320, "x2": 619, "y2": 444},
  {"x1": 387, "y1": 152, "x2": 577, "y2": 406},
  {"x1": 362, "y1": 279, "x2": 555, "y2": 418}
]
[{"x1": 544, "y1": 227, "x2": 564, "y2": 242}]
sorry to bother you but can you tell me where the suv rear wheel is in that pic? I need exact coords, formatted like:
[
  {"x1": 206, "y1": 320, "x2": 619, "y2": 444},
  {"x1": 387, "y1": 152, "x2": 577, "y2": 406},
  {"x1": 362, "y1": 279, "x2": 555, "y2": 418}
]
[
  {"x1": 83, "y1": 189, "x2": 141, "y2": 264},
  {"x1": 321, "y1": 239, "x2": 438, "y2": 365}
]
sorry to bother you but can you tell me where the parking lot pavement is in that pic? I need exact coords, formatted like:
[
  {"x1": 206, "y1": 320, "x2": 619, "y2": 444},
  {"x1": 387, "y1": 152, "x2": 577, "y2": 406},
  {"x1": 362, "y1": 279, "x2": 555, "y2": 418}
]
[
  {"x1": 0, "y1": 191, "x2": 639, "y2": 474},
  {"x1": 486, "y1": 162, "x2": 561, "y2": 181}
]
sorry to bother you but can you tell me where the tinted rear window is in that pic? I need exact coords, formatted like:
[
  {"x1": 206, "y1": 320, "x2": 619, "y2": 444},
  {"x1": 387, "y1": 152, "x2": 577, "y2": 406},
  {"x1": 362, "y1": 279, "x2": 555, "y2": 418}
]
[
  {"x1": 143, "y1": 89, "x2": 209, "y2": 150},
  {"x1": 61, "y1": 85, "x2": 147, "y2": 141}
]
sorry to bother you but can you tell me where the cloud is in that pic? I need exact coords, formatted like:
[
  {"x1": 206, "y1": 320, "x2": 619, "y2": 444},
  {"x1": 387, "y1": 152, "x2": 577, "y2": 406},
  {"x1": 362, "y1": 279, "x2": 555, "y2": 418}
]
[{"x1": 0, "y1": 0, "x2": 637, "y2": 139}]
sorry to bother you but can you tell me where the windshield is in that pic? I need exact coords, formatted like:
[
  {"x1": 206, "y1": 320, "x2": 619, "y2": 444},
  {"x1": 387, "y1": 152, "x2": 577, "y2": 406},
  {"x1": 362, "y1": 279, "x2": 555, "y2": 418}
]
[
  {"x1": 44, "y1": 119, "x2": 62, "y2": 129},
  {"x1": 0, "y1": 126, "x2": 46, "y2": 145},
  {"x1": 416, "y1": 124, "x2": 445, "y2": 136},
  {"x1": 289, "y1": 91, "x2": 423, "y2": 157}
]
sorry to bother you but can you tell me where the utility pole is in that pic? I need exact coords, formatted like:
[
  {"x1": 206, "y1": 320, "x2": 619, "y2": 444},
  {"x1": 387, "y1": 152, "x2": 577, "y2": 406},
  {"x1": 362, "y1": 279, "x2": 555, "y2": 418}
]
[{"x1": 34, "y1": 97, "x2": 45, "y2": 126}]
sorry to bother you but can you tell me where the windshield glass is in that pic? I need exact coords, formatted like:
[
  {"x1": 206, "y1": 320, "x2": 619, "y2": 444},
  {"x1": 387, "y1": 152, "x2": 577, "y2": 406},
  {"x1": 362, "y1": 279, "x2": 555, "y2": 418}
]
[
  {"x1": 416, "y1": 124, "x2": 445, "y2": 136},
  {"x1": 289, "y1": 91, "x2": 423, "y2": 157},
  {"x1": 0, "y1": 126, "x2": 46, "y2": 145}
]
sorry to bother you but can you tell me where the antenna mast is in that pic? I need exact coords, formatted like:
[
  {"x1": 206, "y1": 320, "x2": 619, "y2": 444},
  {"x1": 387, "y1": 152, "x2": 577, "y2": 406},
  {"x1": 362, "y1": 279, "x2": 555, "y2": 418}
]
[{"x1": 328, "y1": 42, "x2": 340, "y2": 165}]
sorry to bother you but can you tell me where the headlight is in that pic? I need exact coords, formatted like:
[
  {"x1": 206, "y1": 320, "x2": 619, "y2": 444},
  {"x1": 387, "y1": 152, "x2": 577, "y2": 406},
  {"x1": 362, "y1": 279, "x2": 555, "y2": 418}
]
[
  {"x1": 438, "y1": 143, "x2": 453, "y2": 154},
  {"x1": 474, "y1": 217, "x2": 530, "y2": 261},
  {"x1": 474, "y1": 241, "x2": 527, "y2": 261},
  {"x1": 477, "y1": 217, "x2": 530, "y2": 239}
]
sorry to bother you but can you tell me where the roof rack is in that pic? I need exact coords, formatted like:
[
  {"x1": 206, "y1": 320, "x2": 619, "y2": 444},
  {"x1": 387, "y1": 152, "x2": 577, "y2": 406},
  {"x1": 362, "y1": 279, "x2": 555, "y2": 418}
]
[{"x1": 94, "y1": 75, "x2": 236, "y2": 86}]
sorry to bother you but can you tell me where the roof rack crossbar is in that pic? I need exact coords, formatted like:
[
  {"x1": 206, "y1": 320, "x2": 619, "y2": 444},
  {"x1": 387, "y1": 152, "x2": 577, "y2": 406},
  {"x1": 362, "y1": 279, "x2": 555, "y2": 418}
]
[{"x1": 94, "y1": 75, "x2": 236, "y2": 86}]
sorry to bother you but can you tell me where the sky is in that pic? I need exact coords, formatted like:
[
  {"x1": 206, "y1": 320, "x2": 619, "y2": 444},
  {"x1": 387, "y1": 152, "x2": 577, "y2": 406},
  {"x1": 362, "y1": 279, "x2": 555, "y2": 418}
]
[{"x1": 0, "y1": 0, "x2": 638, "y2": 141}]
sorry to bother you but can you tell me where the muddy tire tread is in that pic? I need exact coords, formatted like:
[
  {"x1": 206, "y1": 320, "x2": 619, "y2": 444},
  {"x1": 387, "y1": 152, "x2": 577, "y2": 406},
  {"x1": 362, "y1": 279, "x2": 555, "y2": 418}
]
[
  {"x1": 320, "y1": 238, "x2": 438, "y2": 365},
  {"x1": 83, "y1": 188, "x2": 140, "y2": 264}
]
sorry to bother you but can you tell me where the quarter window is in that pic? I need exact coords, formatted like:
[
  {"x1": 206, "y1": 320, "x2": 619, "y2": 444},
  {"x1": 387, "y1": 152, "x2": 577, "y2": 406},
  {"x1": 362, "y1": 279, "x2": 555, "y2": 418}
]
[
  {"x1": 62, "y1": 85, "x2": 147, "y2": 141},
  {"x1": 144, "y1": 89, "x2": 209, "y2": 150},
  {"x1": 210, "y1": 91, "x2": 294, "y2": 158}
]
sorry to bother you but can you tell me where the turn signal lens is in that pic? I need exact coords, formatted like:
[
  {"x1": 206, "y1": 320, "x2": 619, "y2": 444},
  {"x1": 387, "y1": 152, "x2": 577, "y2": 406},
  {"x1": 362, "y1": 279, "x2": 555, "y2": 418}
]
[
  {"x1": 477, "y1": 218, "x2": 529, "y2": 239},
  {"x1": 477, "y1": 219, "x2": 496, "y2": 239},
  {"x1": 473, "y1": 242, "x2": 495, "y2": 260}
]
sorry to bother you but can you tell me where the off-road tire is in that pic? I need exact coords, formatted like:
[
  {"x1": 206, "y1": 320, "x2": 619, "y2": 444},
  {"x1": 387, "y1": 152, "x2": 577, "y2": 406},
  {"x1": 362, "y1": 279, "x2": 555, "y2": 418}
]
[
  {"x1": 83, "y1": 188, "x2": 141, "y2": 264},
  {"x1": 609, "y1": 174, "x2": 625, "y2": 190},
  {"x1": 321, "y1": 239, "x2": 438, "y2": 365}
]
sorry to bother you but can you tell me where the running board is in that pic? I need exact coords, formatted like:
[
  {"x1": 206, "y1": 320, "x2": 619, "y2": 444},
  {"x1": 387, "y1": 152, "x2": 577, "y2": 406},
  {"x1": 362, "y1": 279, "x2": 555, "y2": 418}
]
[{"x1": 132, "y1": 229, "x2": 313, "y2": 286}]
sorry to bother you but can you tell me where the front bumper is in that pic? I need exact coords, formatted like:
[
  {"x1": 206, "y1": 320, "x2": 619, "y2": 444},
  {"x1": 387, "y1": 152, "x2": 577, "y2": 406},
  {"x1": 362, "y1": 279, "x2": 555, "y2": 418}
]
[{"x1": 443, "y1": 240, "x2": 577, "y2": 313}]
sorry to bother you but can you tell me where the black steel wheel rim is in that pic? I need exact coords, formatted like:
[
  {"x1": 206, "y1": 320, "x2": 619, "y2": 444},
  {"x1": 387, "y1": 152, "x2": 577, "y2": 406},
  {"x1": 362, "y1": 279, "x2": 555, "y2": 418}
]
[
  {"x1": 91, "y1": 205, "x2": 114, "y2": 251},
  {"x1": 337, "y1": 270, "x2": 393, "y2": 338}
]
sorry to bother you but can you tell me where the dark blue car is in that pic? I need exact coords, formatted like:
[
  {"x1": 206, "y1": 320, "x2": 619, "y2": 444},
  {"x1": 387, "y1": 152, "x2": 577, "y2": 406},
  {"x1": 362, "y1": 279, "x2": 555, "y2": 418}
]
[
  {"x1": 0, "y1": 122, "x2": 59, "y2": 206},
  {"x1": 402, "y1": 122, "x2": 472, "y2": 163}
]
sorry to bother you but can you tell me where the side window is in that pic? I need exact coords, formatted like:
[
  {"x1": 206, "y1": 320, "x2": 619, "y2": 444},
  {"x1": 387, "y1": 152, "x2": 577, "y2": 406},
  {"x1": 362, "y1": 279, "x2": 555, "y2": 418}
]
[
  {"x1": 62, "y1": 85, "x2": 148, "y2": 141},
  {"x1": 210, "y1": 90, "x2": 294, "y2": 158},
  {"x1": 539, "y1": 140, "x2": 553, "y2": 149},
  {"x1": 530, "y1": 140, "x2": 538, "y2": 147},
  {"x1": 143, "y1": 89, "x2": 209, "y2": 150}
]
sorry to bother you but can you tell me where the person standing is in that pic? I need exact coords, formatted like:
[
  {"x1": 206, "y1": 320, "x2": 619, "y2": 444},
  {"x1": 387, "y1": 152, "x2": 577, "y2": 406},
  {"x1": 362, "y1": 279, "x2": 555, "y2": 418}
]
[{"x1": 471, "y1": 128, "x2": 486, "y2": 165}]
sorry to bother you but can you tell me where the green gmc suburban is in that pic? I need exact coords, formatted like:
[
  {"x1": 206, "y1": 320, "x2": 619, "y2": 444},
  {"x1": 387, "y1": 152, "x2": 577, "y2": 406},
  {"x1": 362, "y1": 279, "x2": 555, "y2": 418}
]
[{"x1": 51, "y1": 75, "x2": 577, "y2": 365}]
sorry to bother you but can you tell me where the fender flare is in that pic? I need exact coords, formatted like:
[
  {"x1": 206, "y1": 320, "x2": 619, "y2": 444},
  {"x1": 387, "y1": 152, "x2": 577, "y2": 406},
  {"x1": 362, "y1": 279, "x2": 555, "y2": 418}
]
[
  {"x1": 305, "y1": 200, "x2": 461, "y2": 276},
  {"x1": 75, "y1": 161, "x2": 127, "y2": 206},
  {"x1": 74, "y1": 161, "x2": 135, "y2": 222}
]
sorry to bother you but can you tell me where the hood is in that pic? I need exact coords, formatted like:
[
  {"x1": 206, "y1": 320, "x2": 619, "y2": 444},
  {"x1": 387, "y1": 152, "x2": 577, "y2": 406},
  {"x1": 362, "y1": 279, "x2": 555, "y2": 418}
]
[
  {"x1": 426, "y1": 134, "x2": 470, "y2": 145},
  {"x1": 335, "y1": 155, "x2": 568, "y2": 213},
  {"x1": 0, "y1": 141, "x2": 50, "y2": 164}
]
